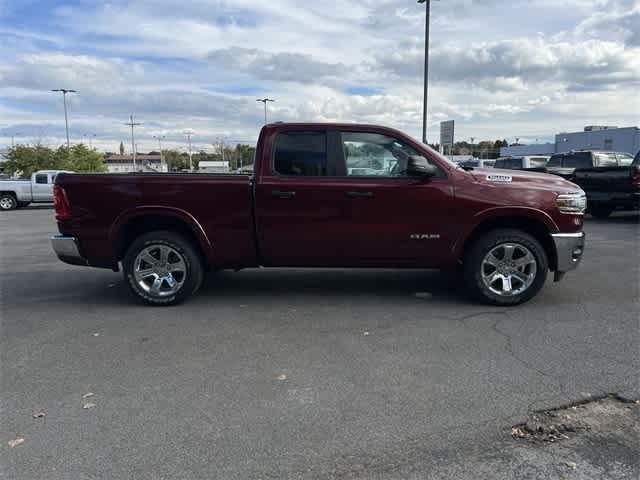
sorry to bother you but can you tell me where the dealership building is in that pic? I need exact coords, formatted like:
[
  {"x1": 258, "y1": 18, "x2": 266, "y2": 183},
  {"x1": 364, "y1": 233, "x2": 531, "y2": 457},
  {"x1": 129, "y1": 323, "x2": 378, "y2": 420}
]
[{"x1": 500, "y1": 126, "x2": 640, "y2": 157}]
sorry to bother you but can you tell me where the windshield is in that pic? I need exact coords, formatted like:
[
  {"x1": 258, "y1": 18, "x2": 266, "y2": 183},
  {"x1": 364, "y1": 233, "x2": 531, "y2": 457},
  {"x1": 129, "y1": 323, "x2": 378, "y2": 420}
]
[{"x1": 634, "y1": 151, "x2": 640, "y2": 165}]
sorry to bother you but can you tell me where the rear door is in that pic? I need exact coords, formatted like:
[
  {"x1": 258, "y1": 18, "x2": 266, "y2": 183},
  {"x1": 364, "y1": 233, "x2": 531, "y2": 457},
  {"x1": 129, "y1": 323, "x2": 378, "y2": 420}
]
[
  {"x1": 254, "y1": 130, "x2": 354, "y2": 266},
  {"x1": 323, "y1": 129, "x2": 455, "y2": 267}
]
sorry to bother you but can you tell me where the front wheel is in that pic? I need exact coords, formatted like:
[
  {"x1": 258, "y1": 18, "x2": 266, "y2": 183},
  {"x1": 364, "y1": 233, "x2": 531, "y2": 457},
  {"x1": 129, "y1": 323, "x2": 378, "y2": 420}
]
[
  {"x1": 123, "y1": 231, "x2": 204, "y2": 305},
  {"x1": 464, "y1": 229, "x2": 548, "y2": 306},
  {"x1": 0, "y1": 194, "x2": 17, "y2": 211}
]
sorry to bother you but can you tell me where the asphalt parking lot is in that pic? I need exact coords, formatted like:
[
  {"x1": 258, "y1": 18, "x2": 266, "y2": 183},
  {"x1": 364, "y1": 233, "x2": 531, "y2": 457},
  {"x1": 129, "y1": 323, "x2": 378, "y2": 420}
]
[{"x1": 1, "y1": 206, "x2": 639, "y2": 479}]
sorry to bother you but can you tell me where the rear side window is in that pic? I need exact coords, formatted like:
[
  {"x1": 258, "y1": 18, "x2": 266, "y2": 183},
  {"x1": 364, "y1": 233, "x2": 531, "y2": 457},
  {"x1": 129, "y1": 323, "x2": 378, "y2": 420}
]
[
  {"x1": 35, "y1": 174, "x2": 48, "y2": 184},
  {"x1": 594, "y1": 153, "x2": 618, "y2": 167},
  {"x1": 529, "y1": 157, "x2": 548, "y2": 168},
  {"x1": 617, "y1": 153, "x2": 634, "y2": 166},
  {"x1": 274, "y1": 132, "x2": 327, "y2": 176}
]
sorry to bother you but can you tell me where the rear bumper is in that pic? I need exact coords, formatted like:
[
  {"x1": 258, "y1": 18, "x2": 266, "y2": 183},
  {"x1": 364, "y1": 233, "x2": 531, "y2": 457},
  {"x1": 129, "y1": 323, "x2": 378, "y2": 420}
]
[
  {"x1": 51, "y1": 235, "x2": 88, "y2": 266},
  {"x1": 551, "y1": 231, "x2": 585, "y2": 280}
]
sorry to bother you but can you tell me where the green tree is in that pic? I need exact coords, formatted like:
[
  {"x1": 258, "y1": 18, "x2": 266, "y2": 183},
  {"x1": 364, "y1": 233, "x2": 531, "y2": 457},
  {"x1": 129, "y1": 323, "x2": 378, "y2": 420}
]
[
  {"x1": 59, "y1": 144, "x2": 107, "y2": 172},
  {"x1": 3, "y1": 144, "x2": 61, "y2": 177}
]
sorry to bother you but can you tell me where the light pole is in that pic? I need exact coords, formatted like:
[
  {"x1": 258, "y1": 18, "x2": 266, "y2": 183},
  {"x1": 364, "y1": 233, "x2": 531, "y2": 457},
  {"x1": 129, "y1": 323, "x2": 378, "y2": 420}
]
[
  {"x1": 10, "y1": 133, "x2": 19, "y2": 147},
  {"x1": 154, "y1": 135, "x2": 166, "y2": 171},
  {"x1": 417, "y1": 0, "x2": 432, "y2": 144},
  {"x1": 125, "y1": 115, "x2": 142, "y2": 171},
  {"x1": 470, "y1": 137, "x2": 475, "y2": 158},
  {"x1": 90, "y1": 134, "x2": 96, "y2": 149},
  {"x1": 256, "y1": 98, "x2": 275, "y2": 124},
  {"x1": 51, "y1": 89, "x2": 76, "y2": 150},
  {"x1": 184, "y1": 132, "x2": 193, "y2": 171}
]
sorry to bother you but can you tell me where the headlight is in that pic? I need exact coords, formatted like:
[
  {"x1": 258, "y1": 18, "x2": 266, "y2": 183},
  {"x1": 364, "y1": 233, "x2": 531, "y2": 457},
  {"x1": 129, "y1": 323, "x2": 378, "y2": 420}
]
[{"x1": 556, "y1": 191, "x2": 587, "y2": 214}]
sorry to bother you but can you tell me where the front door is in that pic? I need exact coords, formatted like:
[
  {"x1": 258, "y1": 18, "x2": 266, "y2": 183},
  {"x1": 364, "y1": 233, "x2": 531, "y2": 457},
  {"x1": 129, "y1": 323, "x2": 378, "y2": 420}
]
[
  {"x1": 328, "y1": 130, "x2": 456, "y2": 267},
  {"x1": 32, "y1": 172, "x2": 53, "y2": 202}
]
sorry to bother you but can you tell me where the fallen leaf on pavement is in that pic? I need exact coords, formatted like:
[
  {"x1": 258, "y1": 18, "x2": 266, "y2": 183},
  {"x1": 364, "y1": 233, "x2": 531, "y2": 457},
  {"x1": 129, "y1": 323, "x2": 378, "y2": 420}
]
[
  {"x1": 82, "y1": 392, "x2": 94, "y2": 399},
  {"x1": 363, "y1": 331, "x2": 370, "y2": 336},
  {"x1": 82, "y1": 403, "x2": 96, "y2": 409},
  {"x1": 92, "y1": 333, "x2": 100, "y2": 337},
  {"x1": 277, "y1": 374, "x2": 287, "y2": 381},
  {"x1": 32, "y1": 412, "x2": 46, "y2": 419},
  {"x1": 566, "y1": 462, "x2": 577, "y2": 470},
  {"x1": 511, "y1": 426, "x2": 526, "y2": 437},
  {"x1": 8, "y1": 438, "x2": 24, "y2": 448}
]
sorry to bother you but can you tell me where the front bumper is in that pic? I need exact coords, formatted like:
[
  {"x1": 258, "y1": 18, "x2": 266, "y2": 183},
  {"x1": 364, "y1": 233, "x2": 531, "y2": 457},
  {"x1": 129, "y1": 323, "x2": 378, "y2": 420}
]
[
  {"x1": 551, "y1": 231, "x2": 585, "y2": 280},
  {"x1": 51, "y1": 235, "x2": 88, "y2": 266}
]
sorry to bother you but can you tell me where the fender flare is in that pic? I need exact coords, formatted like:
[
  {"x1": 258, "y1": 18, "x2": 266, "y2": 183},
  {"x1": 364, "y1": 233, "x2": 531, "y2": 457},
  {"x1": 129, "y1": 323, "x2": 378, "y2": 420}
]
[
  {"x1": 109, "y1": 206, "x2": 213, "y2": 260},
  {"x1": 452, "y1": 206, "x2": 559, "y2": 260}
]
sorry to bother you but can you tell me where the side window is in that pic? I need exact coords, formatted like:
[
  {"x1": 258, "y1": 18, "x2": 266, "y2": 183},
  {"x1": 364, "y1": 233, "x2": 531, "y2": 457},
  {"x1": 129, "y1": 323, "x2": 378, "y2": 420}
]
[
  {"x1": 547, "y1": 155, "x2": 562, "y2": 167},
  {"x1": 340, "y1": 131, "x2": 425, "y2": 177},
  {"x1": 594, "y1": 153, "x2": 617, "y2": 167},
  {"x1": 494, "y1": 159, "x2": 506, "y2": 168},
  {"x1": 35, "y1": 173, "x2": 48, "y2": 184},
  {"x1": 530, "y1": 157, "x2": 548, "y2": 168},
  {"x1": 617, "y1": 153, "x2": 634, "y2": 166},
  {"x1": 274, "y1": 132, "x2": 327, "y2": 176},
  {"x1": 507, "y1": 158, "x2": 523, "y2": 169}
]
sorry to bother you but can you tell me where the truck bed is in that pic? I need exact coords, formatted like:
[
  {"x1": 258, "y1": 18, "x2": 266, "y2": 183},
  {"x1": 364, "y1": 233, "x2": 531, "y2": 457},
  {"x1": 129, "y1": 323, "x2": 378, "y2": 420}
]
[{"x1": 55, "y1": 173, "x2": 257, "y2": 269}]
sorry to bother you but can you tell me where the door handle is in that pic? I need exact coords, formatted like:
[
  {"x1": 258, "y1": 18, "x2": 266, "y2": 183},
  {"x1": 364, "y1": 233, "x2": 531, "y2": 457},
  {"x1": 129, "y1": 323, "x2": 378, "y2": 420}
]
[
  {"x1": 272, "y1": 190, "x2": 296, "y2": 199},
  {"x1": 346, "y1": 191, "x2": 373, "y2": 198}
]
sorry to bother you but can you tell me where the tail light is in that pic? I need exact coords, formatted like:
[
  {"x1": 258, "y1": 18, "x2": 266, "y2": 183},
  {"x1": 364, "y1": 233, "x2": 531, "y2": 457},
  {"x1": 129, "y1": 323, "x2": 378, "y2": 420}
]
[
  {"x1": 53, "y1": 185, "x2": 72, "y2": 221},
  {"x1": 632, "y1": 167, "x2": 640, "y2": 189}
]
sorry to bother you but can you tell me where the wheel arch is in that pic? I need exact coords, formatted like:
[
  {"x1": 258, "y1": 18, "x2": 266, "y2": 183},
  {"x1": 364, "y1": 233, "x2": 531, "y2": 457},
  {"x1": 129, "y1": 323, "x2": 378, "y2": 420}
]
[
  {"x1": 456, "y1": 209, "x2": 559, "y2": 271},
  {"x1": 110, "y1": 207, "x2": 212, "y2": 264}
]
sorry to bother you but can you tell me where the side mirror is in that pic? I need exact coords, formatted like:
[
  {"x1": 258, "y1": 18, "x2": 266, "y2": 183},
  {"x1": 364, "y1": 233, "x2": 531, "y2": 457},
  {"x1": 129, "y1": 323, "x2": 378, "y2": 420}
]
[{"x1": 407, "y1": 156, "x2": 437, "y2": 177}]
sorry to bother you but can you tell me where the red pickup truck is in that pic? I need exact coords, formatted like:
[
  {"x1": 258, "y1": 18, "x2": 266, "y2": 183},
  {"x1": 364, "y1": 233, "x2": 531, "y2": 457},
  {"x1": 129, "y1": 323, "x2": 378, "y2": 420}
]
[{"x1": 51, "y1": 123, "x2": 586, "y2": 306}]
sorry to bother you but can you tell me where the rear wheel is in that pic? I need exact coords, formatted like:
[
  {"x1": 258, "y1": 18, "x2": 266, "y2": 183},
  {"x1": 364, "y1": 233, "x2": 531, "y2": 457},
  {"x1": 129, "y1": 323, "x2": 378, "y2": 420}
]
[
  {"x1": 123, "y1": 230, "x2": 204, "y2": 305},
  {"x1": 0, "y1": 194, "x2": 17, "y2": 211},
  {"x1": 464, "y1": 229, "x2": 548, "y2": 306}
]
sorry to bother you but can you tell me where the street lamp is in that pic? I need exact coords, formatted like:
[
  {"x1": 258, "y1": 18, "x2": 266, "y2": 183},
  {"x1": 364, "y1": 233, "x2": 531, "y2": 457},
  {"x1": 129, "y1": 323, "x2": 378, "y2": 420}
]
[
  {"x1": 125, "y1": 115, "x2": 142, "y2": 171},
  {"x1": 51, "y1": 89, "x2": 77, "y2": 150},
  {"x1": 417, "y1": 0, "x2": 433, "y2": 144},
  {"x1": 153, "y1": 135, "x2": 166, "y2": 171},
  {"x1": 256, "y1": 98, "x2": 275, "y2": 124},
  {"x1": 184, "y1": 131, "x2": 194, "y2": 171}
]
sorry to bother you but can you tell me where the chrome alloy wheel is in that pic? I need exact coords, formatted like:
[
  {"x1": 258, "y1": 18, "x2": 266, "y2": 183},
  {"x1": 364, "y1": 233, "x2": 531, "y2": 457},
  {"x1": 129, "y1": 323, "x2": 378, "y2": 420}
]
[
  {"x1": 0, "y1": 197, "x2": 15, "y2": 210},
  {"x1": 481, "y1": 243, "x2": 537, "y2": 297},
  {"x1": 133, "y1": 245, "x2": 187, "y2": 297}
]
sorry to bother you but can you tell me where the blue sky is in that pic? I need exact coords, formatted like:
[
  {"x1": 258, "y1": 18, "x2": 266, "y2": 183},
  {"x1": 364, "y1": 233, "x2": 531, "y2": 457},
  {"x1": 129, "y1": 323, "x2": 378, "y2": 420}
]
[{"x1": 1, "y1": 0, "x2": 638, "y2": 152}]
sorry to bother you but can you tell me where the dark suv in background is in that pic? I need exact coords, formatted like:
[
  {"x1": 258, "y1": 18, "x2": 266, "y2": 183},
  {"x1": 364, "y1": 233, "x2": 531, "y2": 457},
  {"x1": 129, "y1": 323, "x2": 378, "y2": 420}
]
[{"x1": 546, "y1": 150, "x2": 635, "y2": 179}]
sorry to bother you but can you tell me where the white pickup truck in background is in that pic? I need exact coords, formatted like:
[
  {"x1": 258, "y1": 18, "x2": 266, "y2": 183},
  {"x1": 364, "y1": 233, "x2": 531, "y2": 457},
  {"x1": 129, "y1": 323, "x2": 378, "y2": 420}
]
[{"x1": 0, "y1": 170, "x2": 73, "y2": 210}]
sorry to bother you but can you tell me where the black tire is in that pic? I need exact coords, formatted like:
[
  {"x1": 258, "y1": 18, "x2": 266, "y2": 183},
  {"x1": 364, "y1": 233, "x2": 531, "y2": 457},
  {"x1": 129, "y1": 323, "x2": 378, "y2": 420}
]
[
  {"x1": 464, "y1": 229, "x2": 548, "y2": 306},
  {"x1": 122, "y1": 230, "x2": 204, "y2": 306},
  {"x1": 0, "y1": 194, "x2": 17, "y2": 211},
  {"x1": 590, "y1": 205, "x2": 613, "y2": 219}
]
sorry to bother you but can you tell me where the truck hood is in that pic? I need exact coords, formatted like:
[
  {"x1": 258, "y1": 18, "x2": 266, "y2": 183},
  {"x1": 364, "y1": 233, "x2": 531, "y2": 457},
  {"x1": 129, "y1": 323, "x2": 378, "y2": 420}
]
[{"x1": 467, "y1": 168, "x2": 581, "y2": 194}]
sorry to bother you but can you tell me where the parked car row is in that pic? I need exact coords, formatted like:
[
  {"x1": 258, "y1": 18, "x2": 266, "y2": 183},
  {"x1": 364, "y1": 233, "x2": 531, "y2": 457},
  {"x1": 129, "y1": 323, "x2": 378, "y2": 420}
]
[{"x1": 491, "y1": 150, "x2": 639, "y2": 217}]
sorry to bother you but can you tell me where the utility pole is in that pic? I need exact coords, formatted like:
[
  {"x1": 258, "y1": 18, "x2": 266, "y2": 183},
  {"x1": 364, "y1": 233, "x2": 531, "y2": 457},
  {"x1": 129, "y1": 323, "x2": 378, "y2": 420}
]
[
  {"x1": 153, "y1": 135, "x2": 166, "y2": 171},
  {"x1": 184, "y1": 132, "x2": 193, "y2": 171},
  {"x1": 256, "y1": 98, "x2": 275, "y2": 124},
  {"x1": 418, "y1": 0, "x2": 431, "y2": 144},
  {"x1": 51, "y1": 89, "x2": 76, "y2": 151},
  {"x1": 470, "y1": 137, "x2": 475, "y2": 158},
  {"x1": 90, "y1": 134, "x2": 96, "y2": 149},
  {"x1": 10, "y1": 133, "x2": 19, "y2": 147},
  {"x1": 125, "y1": 115, "x2": 142, "y2": 171}
]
